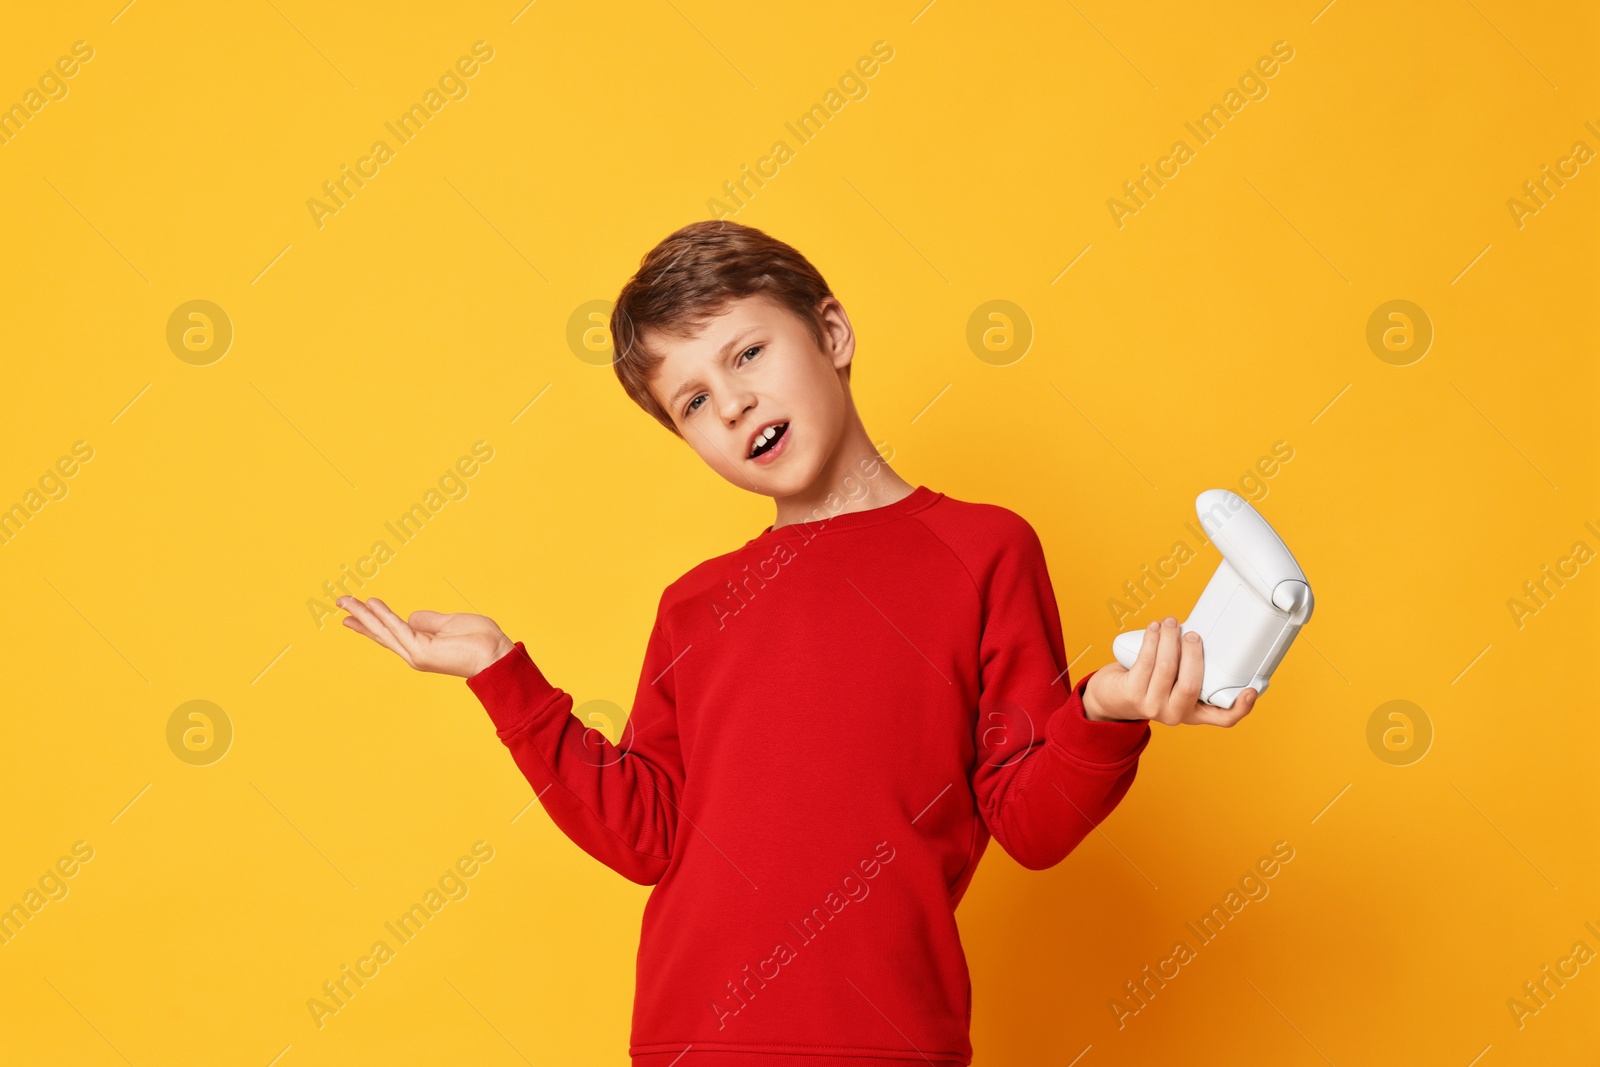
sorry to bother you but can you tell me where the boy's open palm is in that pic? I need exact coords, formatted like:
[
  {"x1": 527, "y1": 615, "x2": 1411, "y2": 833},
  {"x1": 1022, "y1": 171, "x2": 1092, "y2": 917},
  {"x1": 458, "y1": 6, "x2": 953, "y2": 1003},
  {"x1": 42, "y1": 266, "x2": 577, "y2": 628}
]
[
  {"x1": 336, "y1": 596, "x2": 514, "y2": 679},
  {"x1": 1084, "y1": 615, "x2": 1258, "y2": 727}
]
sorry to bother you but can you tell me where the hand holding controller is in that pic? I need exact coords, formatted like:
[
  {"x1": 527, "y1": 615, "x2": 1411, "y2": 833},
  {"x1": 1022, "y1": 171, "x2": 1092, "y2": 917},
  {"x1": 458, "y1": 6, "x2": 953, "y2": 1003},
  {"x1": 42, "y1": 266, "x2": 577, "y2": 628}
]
[
  {"x1": 1108, "y1": 489, "x2": 1313, "y2": 711},
  {"x1": 1084, "y1": 614, "x2": 1257, "y2": 726}
]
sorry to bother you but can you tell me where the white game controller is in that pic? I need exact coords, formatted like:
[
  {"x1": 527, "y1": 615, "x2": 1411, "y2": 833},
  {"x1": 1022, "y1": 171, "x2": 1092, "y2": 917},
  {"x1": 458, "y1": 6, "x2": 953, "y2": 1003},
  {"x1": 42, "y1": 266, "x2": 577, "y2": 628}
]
[{"x1": 1111, "y1": 489, "x2": 1313, "y2": 709}]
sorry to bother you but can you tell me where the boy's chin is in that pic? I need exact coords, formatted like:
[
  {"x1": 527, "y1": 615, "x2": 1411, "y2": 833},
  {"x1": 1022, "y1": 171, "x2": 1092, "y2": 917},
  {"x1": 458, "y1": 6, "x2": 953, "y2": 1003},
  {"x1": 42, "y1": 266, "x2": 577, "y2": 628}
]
[{"x1": 728, "y1": 461, "x2": 814, "y2": 498}]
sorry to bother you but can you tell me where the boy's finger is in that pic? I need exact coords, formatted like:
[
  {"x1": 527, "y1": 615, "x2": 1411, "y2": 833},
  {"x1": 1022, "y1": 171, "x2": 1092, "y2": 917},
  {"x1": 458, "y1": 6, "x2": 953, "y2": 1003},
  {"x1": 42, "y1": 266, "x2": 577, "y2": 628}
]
[
  {"x1": 341, "y1": 616, "x2": 382, "y2": 642},
  {"x1": 1149, "y1": 617, "x2": 1181, "y2": 704},
  {"x1": 365, "y1": 598, "x2": 425, "y2": 662},
  {"x1": 1171, "y1": 630, "x2": 1204, "y2": 710},
  {"x1": 1189, "y1": 687, "x2": 1256, "y2": 727},
  {"x1": 1128, "y1": 620, "x2": 1160, "y2": 693},
  {"x1": 338, "y1": 597, "x2": 415, "y2": 667},
  {"x1": 1230, "y1": 688, "x2": 1259, "y2": 723},
  {"x1": 407, "y1": 609, "x2": 451, "y2": 635}
]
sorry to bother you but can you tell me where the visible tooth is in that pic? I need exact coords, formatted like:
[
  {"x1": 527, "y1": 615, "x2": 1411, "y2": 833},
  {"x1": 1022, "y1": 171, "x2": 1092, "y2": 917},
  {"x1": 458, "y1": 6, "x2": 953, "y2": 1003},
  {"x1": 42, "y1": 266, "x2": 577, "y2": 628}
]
[{"x1": 750, "y1": 423, "x2": 785, "y2": 457}]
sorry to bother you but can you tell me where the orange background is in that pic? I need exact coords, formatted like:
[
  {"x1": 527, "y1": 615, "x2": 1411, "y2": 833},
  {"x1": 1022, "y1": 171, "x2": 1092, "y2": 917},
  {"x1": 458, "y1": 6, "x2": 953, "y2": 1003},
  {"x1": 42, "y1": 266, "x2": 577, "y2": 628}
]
[{"x1": 0, "y1": 1, "x2": 1595, "y2": 1063}]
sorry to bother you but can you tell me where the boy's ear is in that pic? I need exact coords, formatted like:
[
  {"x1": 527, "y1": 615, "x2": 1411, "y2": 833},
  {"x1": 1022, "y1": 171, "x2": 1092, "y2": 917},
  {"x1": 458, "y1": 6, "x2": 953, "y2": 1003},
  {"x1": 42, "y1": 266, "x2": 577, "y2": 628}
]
[{"x1": 818, "y1": 297, "x2": 855, "y2": 372}]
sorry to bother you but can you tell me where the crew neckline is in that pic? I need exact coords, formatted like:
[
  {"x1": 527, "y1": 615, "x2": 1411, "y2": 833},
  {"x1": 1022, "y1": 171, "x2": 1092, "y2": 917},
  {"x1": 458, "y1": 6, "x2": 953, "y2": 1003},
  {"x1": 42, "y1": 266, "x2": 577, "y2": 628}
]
[{"x1": 752, "y1": 484, "x2": 941, "y2": 543}]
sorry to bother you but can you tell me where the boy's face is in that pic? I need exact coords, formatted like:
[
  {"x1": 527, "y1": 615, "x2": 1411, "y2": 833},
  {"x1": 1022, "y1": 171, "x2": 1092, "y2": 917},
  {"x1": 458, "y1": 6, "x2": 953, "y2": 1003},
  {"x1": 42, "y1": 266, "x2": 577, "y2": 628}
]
[{"x1": 644, "y1": 293, "x2": 855, "y2": 497}]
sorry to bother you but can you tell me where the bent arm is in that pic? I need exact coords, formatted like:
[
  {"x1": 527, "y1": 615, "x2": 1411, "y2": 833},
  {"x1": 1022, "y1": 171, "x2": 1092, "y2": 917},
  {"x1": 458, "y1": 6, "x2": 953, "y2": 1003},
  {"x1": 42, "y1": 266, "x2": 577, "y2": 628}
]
[
  {"x1": 984, "y1": 668, "x2": 1150, "y2": 870},
  {"x1": 466, "y1": 615, "x2": 684, "y2": 886},
  {"x1": 971, "y1": 518, "x2": 1152, "y2": 871}
]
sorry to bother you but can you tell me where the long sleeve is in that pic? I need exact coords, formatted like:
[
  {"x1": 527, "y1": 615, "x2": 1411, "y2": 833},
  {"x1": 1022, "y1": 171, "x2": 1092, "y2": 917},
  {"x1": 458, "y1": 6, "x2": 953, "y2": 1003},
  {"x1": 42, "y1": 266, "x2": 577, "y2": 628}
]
[
  {"x1": 970, "y1": 514, "x2": 1152, "y2": 871},
  {"x1": 465, "y1": 598, "x2": 685, "y2": 886}
]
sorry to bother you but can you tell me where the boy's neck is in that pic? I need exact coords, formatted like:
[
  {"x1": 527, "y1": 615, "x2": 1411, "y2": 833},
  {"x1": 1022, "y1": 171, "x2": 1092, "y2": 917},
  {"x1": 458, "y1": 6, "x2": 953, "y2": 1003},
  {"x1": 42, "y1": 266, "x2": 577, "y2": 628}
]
[{"x1": 769, "y1": 418, "x2": 913, "y2": 530}]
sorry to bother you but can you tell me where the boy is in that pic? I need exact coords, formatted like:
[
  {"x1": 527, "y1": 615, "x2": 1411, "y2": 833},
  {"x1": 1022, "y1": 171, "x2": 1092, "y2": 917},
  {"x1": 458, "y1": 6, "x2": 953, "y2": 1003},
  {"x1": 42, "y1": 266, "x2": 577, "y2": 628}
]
[{"x1": 337, "y1": 220, "x2": 1256, "y2": 1065}]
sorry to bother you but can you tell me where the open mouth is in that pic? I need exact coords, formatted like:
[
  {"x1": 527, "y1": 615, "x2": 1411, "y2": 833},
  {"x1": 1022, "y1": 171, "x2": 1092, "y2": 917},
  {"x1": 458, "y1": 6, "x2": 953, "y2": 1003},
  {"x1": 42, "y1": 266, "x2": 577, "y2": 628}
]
[{"x1": 748, "y1": 422, "x2": 790, "y2": 461}]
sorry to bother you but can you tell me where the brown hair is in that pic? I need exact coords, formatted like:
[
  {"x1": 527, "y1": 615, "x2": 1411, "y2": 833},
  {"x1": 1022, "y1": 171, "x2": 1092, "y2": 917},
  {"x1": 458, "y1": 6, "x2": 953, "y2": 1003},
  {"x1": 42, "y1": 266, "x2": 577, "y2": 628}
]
[{"x1": 610, "y1": 220, "x2": 843, "y2": 436}]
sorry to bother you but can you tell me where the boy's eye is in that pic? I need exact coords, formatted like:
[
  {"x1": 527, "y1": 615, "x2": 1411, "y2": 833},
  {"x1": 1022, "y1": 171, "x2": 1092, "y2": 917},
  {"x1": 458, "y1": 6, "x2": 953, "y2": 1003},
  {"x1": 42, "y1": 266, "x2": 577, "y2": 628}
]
[{"x1": 683, "y1": 345, "x2": 764, "y2": 416}]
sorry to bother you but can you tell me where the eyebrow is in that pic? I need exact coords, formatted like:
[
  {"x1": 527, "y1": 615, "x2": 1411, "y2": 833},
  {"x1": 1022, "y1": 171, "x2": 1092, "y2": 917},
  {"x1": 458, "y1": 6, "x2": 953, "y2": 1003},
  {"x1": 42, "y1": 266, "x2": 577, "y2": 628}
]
[{"x1": 666, "y1": 327, "x2": 759, "y2": 408}]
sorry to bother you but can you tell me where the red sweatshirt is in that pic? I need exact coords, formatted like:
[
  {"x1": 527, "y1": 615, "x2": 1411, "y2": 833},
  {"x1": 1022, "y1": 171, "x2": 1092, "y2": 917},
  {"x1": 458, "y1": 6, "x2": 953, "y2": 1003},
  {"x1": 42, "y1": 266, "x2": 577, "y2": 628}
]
[{"x1": 466, "y1": 484, "x2": 1153, "y2": 1066}]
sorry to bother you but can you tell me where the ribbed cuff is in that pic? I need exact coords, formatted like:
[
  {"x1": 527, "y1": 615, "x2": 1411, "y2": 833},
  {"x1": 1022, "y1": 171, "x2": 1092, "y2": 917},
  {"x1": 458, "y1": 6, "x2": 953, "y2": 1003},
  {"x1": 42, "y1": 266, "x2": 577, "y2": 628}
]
[
  {"x1": 1047, "y1": 668, "x2": 1152, "y2": 766},
  {"x1": 465, "y1": 640, "x2": 562, "y2": 734}
]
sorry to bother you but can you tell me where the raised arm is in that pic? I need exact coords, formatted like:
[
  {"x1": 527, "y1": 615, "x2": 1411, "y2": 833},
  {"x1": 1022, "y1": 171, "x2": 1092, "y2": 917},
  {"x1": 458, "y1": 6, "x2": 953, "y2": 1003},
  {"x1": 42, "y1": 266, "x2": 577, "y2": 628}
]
[{"x1": 970, "y1": 516, "x2": 1152, "y2": 872}]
